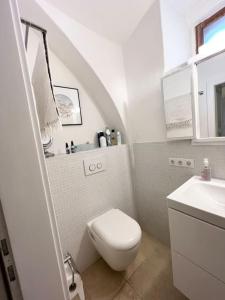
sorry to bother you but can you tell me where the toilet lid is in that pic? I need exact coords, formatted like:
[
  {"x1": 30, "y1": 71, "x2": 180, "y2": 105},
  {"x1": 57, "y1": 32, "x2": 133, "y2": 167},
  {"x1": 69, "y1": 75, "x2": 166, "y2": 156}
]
[{"x1": 91, "y1": 209, "x2": 141, "y2": 250}]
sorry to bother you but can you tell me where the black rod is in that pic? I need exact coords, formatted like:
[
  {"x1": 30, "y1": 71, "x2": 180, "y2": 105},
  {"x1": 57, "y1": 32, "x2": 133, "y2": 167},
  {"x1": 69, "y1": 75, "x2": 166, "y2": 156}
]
[
  {"x1": 24, "y1": 24, "x2": 29, "y2": 50},
  {"x1": 20, "y1": 18, "x2": 58, "y2": 115},
  {"x1": 21, "y1": 18, "x2": 47, "y2": 34},
  {"x1": 42, "y1": 31, "x2": 58, "y2": 113}
]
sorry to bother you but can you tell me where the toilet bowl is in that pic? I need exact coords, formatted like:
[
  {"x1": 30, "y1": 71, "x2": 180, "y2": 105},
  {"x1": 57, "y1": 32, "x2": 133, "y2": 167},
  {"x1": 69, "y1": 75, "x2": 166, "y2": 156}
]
[{"x1": 87, "y1": 209, "x2": 142, "y2": 271}]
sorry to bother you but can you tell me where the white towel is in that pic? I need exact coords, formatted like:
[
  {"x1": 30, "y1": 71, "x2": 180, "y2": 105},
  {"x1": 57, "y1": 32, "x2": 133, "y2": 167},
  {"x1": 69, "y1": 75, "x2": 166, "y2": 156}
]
[
  {"x1": 31, "y1": 42, "x2": 59, "y2": 133},
  {"x1": 164, "y1": 94, "x2": 192, "y2": 129}
]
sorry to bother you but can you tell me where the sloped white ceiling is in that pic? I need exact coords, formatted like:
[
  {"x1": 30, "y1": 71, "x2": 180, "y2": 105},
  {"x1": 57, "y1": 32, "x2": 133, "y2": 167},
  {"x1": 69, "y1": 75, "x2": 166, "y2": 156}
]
[{"x1": 44, "y1": 0, "x2": 155, "y2": 43}]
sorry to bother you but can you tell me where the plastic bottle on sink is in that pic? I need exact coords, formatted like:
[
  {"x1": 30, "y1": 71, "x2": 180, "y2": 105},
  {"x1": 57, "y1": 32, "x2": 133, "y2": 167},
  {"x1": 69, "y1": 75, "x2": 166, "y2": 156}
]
[{"x1": 201, "y1": 158, "x2": 211, "y2": 181}]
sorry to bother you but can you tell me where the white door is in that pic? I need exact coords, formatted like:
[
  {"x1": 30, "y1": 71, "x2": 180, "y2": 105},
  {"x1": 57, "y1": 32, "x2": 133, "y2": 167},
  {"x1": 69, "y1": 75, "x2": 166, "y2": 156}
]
[{"x1": 0, "y1": 1, "x2": 69, "y2": 299}]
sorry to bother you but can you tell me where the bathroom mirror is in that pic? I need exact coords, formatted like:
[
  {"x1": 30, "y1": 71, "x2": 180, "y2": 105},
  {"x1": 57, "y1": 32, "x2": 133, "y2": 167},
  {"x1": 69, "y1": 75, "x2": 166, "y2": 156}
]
[{"x1": 195, "y1": 51, "x2": 225, "y2": 141}]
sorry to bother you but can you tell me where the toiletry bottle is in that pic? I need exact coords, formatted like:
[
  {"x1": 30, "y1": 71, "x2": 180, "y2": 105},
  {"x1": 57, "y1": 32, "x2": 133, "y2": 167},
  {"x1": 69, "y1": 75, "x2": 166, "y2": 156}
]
[
  {"x1": 116, "y1": 131, "x2": 122, "y2": 145},
  {"x1": 201, "y1": 158, "x2": 211, "y2": 181},
  {"x1": 98, "y1": 132, "x2": 107, "y2": 148},
  {"x1": 65, "y1": 142, "x2": 70, "y2": 154},
  {"x1": 111, "y1": 129, "x2": 117, "y2": 146},
  {"x1": 97, "y1": 132, "x2": 101, "y2": 147},
  {"x1": 105, "y1": 128, "x2": 112, "y2": 146},
  {"x1": 71, "y1": 141, "x2": 76, "y2": 153}
]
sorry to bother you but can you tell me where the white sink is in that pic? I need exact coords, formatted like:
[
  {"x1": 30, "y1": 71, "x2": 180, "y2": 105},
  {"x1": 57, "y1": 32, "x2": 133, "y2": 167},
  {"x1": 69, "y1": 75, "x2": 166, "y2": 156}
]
[{"x1": 167, "y1": 176, "x2": 225, "y2": 229}]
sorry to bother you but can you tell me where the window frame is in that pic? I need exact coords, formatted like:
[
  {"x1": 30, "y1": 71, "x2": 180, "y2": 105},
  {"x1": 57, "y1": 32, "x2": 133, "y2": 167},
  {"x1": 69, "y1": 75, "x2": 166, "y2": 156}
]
[{"x1": 195, "y1": 7, "x2": 225, "y2": 54}]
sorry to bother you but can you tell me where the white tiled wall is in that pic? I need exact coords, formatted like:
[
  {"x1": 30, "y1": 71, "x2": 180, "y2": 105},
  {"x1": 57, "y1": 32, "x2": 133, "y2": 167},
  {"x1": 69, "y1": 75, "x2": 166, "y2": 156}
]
[
  {"x1": 133, "y1": 140, "x2": 225, "y2": 245},
  {"x1": 46, "y1": 145, "x2": 136, "y2": 272}
]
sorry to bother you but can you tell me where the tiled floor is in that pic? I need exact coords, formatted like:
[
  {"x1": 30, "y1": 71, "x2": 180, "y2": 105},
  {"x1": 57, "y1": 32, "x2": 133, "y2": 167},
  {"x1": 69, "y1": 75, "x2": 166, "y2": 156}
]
[{"x1": 80, "y1": 232, "x2": 188, "y2": 300}]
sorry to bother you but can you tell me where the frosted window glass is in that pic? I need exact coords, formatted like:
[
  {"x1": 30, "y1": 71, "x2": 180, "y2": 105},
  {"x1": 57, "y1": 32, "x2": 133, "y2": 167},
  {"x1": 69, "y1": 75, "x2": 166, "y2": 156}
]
[{"x1": 204, "y1": 15, "x2": 225, "y2": 44}]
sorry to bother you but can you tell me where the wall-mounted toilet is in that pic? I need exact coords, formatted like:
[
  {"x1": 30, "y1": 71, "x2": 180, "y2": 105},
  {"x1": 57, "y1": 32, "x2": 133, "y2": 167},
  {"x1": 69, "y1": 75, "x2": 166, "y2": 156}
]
[{"x1": 87, "y1": 209, "x2": 142, "y2": 271}]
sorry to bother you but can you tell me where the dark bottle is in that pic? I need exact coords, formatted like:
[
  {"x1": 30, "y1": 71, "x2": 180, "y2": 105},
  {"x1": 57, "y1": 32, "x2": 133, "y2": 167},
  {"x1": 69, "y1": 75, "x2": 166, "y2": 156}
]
[
  {"x1": 71, "y1": 141, "x2": 76, "y2": 153},
  {"x1": 65, "y1": 142, "x2": 70, "y2": 154},
  {"x1": 111, "y1": 129, "x2": 117, "y2": 145}
]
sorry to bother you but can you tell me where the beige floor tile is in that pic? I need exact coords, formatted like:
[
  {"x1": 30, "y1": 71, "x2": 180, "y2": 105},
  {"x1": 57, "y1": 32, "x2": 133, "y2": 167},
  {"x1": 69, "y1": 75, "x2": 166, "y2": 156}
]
[
  {"x1": 73, "y1": 295, "x2": 89, "y2": 300},
  {"x1": 125, "y1": 248, "x2": 146, "y2": 280},
  {"x1": 128, "y1": 253, "x2": 170, "y2": 298},
  {"x1": 140, "y1": 231, "x2": 169, "y2": 260},
  {"x1": 113, "y1": 283, "x2": 141, "y2": 300},
  {"x1": 73, "y1": 292, "x2": 91, "y2": 300},
  {"x1": 142, "y1": 260, "x2": 188, "y2": 300},
  {"x1": 82, "y1": 259, "x2": 126, "y2": 300},
  {"x1": 82, "y1": 232, "x2": 189, "y2": 300},
  {"x1": 125, "y1": 231, "x2": 169, "y2": 281}
]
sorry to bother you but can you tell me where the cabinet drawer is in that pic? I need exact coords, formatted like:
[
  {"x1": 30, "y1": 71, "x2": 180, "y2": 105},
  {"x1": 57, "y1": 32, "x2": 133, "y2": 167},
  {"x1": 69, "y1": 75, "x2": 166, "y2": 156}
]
[
  {"x1": 172, "y1": 251, "x2": 225, "y2": 300},
  {"x1": 169, "y1": 208, "x2": 225, "y2": 282}
]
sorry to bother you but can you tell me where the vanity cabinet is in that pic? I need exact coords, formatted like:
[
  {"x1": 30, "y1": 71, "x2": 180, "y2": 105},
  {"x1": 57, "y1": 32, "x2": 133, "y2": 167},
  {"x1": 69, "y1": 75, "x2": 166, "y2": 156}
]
[{"x1": 168, "y1": 208, "x2": 225, "y2": 300}]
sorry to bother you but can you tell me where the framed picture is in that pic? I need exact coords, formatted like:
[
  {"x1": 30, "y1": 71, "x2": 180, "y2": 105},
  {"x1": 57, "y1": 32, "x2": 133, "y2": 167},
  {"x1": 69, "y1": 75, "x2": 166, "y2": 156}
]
[{"x1": 53, "y1": 85, "x2": 82, "y2": 126}]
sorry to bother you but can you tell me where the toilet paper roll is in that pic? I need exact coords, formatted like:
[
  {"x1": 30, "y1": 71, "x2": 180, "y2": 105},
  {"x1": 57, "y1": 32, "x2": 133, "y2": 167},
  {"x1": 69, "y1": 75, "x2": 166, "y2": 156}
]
[{"x1": 64, "y1": 262, "x2": 85, "y2": 300}]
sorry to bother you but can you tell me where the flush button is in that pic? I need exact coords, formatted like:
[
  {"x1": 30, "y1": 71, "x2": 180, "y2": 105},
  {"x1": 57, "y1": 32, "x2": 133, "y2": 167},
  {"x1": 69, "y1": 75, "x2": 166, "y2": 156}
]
[
  {"x1": 89, "y1": 164, "x2": 96, "y2": 171},
  {"x1": 83, "y1": 155, "x2": 106, "y2": 176},
  {"x1": 97, "y1": 162, "x2": 102, "y2": 169}
]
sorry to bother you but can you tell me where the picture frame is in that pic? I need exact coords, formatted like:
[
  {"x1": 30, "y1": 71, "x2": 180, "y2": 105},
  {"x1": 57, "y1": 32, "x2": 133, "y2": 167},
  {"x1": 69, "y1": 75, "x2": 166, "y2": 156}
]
[{"x1": 53, "y1": 85, "x2": 83, "y2": 126}]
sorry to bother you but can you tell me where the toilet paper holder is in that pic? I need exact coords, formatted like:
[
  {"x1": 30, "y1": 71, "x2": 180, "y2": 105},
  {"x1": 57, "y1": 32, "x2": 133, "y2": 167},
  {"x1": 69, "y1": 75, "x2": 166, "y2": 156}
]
[{"x1": 64, "y1": 253, "x2": 78, "y2": 292}]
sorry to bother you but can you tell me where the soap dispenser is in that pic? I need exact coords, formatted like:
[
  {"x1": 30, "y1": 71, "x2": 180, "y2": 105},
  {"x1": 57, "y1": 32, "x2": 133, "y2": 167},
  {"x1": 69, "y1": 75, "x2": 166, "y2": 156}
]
[{"x1": 201, "y1": 158, "x2": 211, "y2": 181}]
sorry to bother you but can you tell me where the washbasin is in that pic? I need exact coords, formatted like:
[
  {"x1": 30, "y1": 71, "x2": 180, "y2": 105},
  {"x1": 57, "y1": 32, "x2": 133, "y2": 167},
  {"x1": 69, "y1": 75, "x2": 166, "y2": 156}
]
[
  {"x1": 175, "y1": 181, "x2": 225, "y2": 208},
  {"x1": 167, "y1": 176, "x2": 225, "y2": 229}
]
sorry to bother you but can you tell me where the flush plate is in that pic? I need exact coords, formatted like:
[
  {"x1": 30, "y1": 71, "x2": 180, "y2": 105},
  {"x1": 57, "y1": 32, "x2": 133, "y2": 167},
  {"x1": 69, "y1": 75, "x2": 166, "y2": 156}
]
[{"x1": 83, "y1": 155, "x2": 106, "y2": 176}]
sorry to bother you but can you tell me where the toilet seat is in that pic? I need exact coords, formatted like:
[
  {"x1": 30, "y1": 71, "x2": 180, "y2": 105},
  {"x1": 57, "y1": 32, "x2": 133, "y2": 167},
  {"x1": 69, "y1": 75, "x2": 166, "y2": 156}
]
[{"x1": 90, "y1": 209, "x2": 141, "y2": 250}]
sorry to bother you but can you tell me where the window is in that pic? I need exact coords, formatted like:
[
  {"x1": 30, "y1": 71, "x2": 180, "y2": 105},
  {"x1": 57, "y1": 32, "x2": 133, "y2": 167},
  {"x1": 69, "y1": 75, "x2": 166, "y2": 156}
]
[{"x1": 195, "y1": 7, "x2": 225, "y2": 54}]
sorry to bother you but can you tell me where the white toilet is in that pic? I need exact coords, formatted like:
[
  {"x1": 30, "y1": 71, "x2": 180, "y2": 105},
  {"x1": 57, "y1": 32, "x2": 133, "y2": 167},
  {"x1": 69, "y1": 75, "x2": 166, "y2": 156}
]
[{"x1": 87, "y1": 209, "x2": 142, "y2": 271}]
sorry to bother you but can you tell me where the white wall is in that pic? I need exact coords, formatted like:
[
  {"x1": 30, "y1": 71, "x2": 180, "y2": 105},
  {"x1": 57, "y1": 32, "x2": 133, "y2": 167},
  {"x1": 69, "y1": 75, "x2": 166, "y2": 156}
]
[
  {"x1": 160, "y1": 0, "x2": 191, "y2": 72},
  {"x1": 47, "y1": 145, "x2": 137, "y2": 272},
  {"x1": 123, "y1": 0, "x2": 166, "y2": 143},
  {"x1": 159, "y1": 0, "x2": 225, "y2": 68},
  {"x1": 49, "y1": 51, "x2": 106, "y2": 153},
  {"x1": 159, "y1": 0, "x2": 225, "y2": 72}
]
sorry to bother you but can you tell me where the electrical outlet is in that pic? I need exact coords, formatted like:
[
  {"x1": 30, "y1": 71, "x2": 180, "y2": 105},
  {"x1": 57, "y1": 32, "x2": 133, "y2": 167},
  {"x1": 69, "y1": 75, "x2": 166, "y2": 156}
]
[
  {"x1": 183, "y1": 158, "x2": 195, "y2": 168},
  {"x1": 169, "y1": 158, "x2": 176, "y2": 166},
  {"x1": 169, "y1": 158, "x2": 194, "y2": 168}
]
